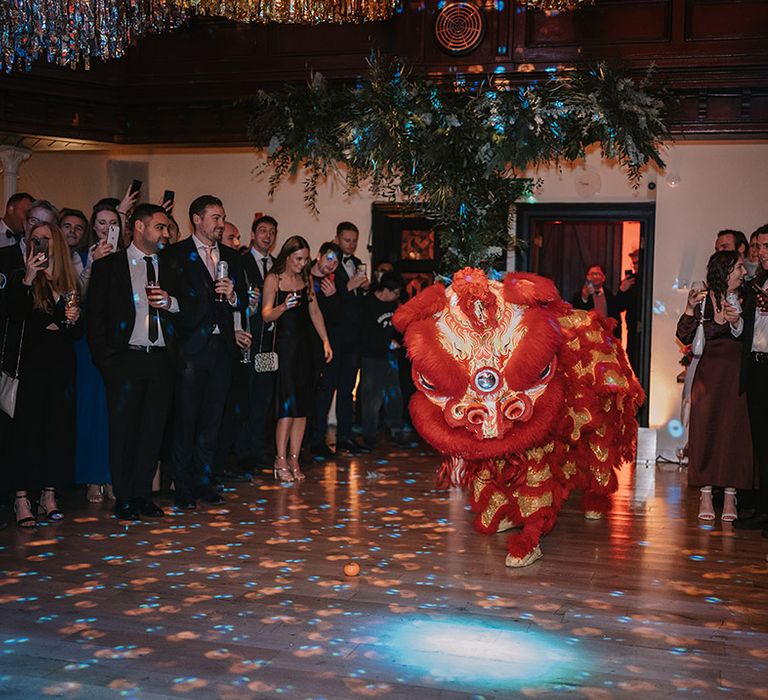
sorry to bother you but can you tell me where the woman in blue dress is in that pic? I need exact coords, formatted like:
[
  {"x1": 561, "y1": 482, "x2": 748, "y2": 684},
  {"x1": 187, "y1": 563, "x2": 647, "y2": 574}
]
[{"x1": 61, "y1": 206, "x2": 115, "y2": 502}]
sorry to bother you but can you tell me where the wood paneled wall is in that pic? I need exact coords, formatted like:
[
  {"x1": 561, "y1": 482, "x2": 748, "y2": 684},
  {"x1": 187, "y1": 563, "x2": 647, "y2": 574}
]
[{"x1": 1, "y1": 0, "x2": 766, "y2": 144}]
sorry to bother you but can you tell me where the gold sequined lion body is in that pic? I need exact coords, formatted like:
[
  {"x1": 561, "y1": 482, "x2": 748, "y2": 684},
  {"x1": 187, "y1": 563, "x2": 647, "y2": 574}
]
[{"x1": 393, "y1": 268, "x2": 643, "y2": 567}]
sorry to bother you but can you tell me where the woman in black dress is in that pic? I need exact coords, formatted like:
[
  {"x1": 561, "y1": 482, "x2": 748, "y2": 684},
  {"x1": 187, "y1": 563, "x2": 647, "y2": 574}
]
[
  {"x1": 262, "y1": 236, "x2": 333, "y2": 482},
  {"x1": 7, "y1": 222, "x2": 82, "y2": 527},
  {"x1": 676, "y1": 251, "x2": 754, "y2": 521}
]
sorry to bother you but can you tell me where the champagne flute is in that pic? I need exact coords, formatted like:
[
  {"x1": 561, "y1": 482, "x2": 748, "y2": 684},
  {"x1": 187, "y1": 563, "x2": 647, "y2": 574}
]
[
  {"x1": 234, "y1": 312, "x2": 251, "y2": 364},
  {"x1": 62, "y1": 290, "x2": 79, "y2": 327}
]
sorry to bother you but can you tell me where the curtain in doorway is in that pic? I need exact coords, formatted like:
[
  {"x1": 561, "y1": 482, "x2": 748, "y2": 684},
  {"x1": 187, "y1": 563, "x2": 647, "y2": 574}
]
[{"x1": 536, "y1": 221, "x2": 623, "y2": 303}]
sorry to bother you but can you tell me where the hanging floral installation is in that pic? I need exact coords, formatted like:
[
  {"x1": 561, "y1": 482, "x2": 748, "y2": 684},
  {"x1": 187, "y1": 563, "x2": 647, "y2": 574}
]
[{"x1": 247, "y1": 57, "x2": 671, "y2": 270}]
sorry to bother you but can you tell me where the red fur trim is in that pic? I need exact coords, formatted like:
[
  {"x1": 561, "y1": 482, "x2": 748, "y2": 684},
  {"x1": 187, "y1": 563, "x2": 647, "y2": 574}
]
[
  {"x1": 506, "y1": 525, "x2": 544, "y2": 558},
  {"x1": 392, "y1": 283, "x2": 446, "y2": 333},
  {"x1": 581, "y1": 491, "x2": 612, "y2": 513},
  {"x1": 451, "y1": 268, "x2": 499, "y2": 330},
  {"x1": 408, "y1": 381, "x2": 566, "y2": 459},
  {"x1": 405, "y1": 320, "x2": 469, "y2": 398},
  {"x1": 502, "y1": 272, "x2": 561, "y2": 306},
  {"x1": 502, "y1": 307, "x2": 562, "y2": 391}
]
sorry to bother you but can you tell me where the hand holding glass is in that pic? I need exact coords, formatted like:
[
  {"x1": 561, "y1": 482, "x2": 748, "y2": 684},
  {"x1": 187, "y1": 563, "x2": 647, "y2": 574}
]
[{"x1": 62, "y1": 290, "x2": 79, "y2": 327}]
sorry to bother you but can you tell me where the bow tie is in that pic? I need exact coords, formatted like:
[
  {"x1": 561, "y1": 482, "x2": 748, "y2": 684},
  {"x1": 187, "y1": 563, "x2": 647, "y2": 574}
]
[{"x1": 343, "y1": 256, "x2": 353, "y2": 264}]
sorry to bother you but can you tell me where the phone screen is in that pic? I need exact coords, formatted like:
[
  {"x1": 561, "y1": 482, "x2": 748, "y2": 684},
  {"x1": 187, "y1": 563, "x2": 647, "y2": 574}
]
[
  {"x1": 106, "y1": 224, "x2": 120, "y2": 252},
  {"x1": 130, "y1": 179, "x2": 142, "y2": 195},
  {"x1": 163, "y1": 190, "x2": 175, "y2": 205},
  {"x1": 34, "y1": 238, "x2": 50, "y2": 268}
]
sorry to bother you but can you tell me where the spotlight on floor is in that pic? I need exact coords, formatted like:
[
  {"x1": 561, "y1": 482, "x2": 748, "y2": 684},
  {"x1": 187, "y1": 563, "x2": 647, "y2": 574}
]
[{"x1": 374, "y1": 616, "x2": 586, "y2": 689}]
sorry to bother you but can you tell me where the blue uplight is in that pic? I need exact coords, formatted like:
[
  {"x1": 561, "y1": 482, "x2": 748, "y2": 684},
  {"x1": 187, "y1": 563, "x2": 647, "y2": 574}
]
[{"x1": 371, "y1": 616, "x2": 586, "y2": 689}]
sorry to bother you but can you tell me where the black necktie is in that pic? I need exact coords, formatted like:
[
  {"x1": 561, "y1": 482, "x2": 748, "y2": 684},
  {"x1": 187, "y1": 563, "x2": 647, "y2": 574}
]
[
  {"x1": 261, "y1": 257, "x2": 269, "y2": 279},
  {"x1": 144, "y1": 256, "x2": 159, "y2": 343}
]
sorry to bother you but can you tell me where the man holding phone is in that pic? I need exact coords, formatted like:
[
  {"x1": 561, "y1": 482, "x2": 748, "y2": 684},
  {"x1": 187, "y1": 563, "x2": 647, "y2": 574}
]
[{"x1": 311, "y1": 221, "x2": 371, "y2": 456}]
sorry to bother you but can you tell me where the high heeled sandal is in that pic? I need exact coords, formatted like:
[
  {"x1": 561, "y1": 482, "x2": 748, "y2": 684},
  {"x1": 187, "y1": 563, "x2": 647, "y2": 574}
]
[
  {"x1": 722, "y1": 488, "x2": 738, "y2": 522},
  {"x1": 697, "y1": 487, "x2": 715, "y2": 521},
  {"x1": 37, "y1": 488, "x2": 64, "y2": 521},
  {"x1": 14, "y1": 495, "x2": 37, "y2": 528},
  {"x1": 274, "y1": 456, "x2": 294, "y2": 483},
  {"x1": 288, "y1": 453, "x2": 306, "y2": 481},
  {"x1": 103, "y1": 484, "x2": 115, "y2": 501},
  {"x1": 86, "y1": 484, "x2": 104, "y2": 503}
]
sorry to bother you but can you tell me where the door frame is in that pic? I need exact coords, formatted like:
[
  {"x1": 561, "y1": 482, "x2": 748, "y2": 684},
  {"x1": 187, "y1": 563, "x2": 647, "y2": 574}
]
[{"x1": 515, "y1": 202, "x2": 656, "y2": 426}]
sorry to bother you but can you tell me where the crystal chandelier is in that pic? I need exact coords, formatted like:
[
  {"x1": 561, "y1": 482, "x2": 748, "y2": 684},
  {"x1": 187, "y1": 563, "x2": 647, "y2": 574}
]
[
  {"x1": 0, "y1": 0, "x2": 397, "y2": 73},
  {"x1": 525, "y1": 0, "x2": 594, "y2": 11}
]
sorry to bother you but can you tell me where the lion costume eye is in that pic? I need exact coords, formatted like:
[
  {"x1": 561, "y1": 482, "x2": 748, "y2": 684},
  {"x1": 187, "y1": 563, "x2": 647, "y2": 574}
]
[
  {"x1": 418, "y1": 373, "x2": 436, "y2": 391},
  {"x1": 538, "y1": 363, "x2": 552, "y2": 381}
]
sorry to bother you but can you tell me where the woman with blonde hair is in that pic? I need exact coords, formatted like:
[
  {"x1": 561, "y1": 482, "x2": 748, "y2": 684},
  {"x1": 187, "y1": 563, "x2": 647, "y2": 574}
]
[
  {"x1": 6, "y1": 221, "x2": 82, "y2": 527},
  {"x1": 262, "y1": 235, "x2": 333, "y2": 482}
]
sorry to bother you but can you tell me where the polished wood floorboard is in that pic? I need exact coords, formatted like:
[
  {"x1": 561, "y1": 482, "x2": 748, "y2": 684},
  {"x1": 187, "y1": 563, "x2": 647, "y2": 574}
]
[{"x1": 1, "y1": 444, "x2": 767, "y2": 699}]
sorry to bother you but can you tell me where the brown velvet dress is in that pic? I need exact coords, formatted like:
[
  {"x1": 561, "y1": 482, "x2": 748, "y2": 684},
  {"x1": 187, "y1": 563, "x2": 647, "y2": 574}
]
[{"x1": 676, "y1": 299, "x2": 756, "y2": 489}]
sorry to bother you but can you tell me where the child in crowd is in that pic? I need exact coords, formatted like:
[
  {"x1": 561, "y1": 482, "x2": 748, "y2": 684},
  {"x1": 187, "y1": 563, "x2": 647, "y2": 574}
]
[{"x1": 359, "y1": 271, "x2": 407, "y2": 448}]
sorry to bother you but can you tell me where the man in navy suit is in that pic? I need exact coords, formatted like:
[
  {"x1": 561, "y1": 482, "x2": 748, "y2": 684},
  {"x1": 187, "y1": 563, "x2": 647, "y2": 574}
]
[
  {"x1": 163, "y1": 195, "x2": 248, "y2": 509},
  {"x1": 311, "y1": 221, "x2": 371, "y2": 455},
  {"x1": 237, "y1": 214, "x2": 278, "y2": 466},
  {"x1": 88, "y1": 204, "x2": 178, "y2": 520}
]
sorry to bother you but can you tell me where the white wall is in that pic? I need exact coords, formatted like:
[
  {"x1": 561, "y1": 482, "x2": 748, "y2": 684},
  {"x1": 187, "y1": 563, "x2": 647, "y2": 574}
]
[
  {"x1": 14, "y1": 147, "x2": 374, "y2": 258},
  {"x1": 12, "y1": 140, "x2": 768, "y2": 446}
]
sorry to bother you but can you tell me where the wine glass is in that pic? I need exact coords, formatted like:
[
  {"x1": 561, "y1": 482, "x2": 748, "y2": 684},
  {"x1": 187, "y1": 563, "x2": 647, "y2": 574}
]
[{"x1": 62, "y1": 290, "x2": 79, "y2": 327}]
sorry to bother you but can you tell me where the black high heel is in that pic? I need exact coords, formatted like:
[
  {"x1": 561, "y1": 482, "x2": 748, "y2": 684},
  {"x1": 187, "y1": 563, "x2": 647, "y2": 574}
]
[
  {"x1": 37, "y1": 488, "x2": 64, "y2": 521},
  {"x1": 14, "y1": 495, "x2": 37, "y2": 528}
]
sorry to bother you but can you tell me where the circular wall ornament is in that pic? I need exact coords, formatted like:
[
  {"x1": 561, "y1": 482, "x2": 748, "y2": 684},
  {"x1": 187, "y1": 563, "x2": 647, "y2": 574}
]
[{"x1": 434, "y1": 2, "x2": 486, "y2": 56}]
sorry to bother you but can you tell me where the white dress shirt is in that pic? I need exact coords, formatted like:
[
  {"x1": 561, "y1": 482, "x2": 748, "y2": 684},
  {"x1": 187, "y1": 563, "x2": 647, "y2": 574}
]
[
  {"x1": 127, "y1": 243, "x2": 166, "y2": 347},
  {"x1": 752, "y1": 279, "x2": 768, "y2": 352},
  {"x1": 250, "y1": 248, "x2": 272, "y2": 279}
]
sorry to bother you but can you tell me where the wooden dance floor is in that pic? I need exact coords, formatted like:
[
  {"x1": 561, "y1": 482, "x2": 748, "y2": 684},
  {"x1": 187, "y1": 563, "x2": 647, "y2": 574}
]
[{"x1": 1, "y1": 445, "x2": 767, "y2": 699}]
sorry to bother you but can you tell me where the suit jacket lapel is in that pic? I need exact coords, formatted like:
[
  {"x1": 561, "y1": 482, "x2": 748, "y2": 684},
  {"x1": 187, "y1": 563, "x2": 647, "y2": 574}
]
[
  {"x1": 116, "y1": 251, "x2": 136, "y2": 333},
  {"x1": 184, "y1": 237, "x2": 214, "y2": 295}
]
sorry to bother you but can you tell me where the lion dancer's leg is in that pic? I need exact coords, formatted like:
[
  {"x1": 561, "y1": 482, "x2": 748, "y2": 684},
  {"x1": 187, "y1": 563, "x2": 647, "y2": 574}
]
[
  {"x1": 579, "y1": 438, "x2": 619, "y2": 520},
  {"x1": 466, "y1": 458, "x2": 564, "y2": 567}
]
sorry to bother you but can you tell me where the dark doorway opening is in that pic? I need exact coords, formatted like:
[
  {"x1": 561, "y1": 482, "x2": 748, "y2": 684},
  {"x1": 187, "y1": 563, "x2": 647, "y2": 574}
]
[
  {"x1": 516, "y1": 203, "x2": 655, "y2": 426},
  {"x1": 370, "y1": 203, "x2": 437, "y2": 300}
]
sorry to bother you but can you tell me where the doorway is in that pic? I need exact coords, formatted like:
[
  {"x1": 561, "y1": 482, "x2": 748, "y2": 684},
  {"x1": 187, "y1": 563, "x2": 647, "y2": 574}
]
[
  {"x1": 515, "y1": 203, "x2": 655, "y2": 426},
  {"x1": 370, "y1": 203, "x2": 438, "y2": 299}
]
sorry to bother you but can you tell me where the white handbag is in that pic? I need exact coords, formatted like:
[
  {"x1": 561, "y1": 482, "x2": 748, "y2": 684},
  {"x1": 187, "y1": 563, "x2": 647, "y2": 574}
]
[
  {"x1": 691, "y1": 298, "x2": 706, "y2": 357},
  {"x1": 0, "y1": 320, "x2": 24, "y2": 418}
]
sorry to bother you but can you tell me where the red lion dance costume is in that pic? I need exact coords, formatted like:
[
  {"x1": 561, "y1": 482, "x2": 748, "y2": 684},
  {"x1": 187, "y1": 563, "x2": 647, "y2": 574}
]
[{"x1": 393, "y1": 268, "x2": 644, "y2": 567}]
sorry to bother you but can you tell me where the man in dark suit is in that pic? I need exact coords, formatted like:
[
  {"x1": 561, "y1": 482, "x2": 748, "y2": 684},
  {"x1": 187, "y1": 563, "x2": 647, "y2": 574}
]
[
  {"x1": 311, "y1": 221, "x2": 371, "y2": 455},
  {"x1": 237, "y1": 214, "x2": 278, "y2": 466},
  {"x1": 571, "y1": 264, "x2": 622, "y2": 339},
  {"x1": 0, "y1": 192, "x2": 33, "y2": 249},
  {"x1": 734, "y1": 223, "x2": 768, "y2": 536},
  {"x1": 88, "y1": 204, "x2": 177, "y2": 520},
  {"x1": 162, "y1": 195, "x2": 248, "y2": 509}
]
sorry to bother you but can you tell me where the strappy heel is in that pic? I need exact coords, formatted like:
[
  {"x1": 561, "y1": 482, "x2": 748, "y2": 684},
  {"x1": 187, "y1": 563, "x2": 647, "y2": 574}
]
[
  {"x1": 722, "y1": 488, "x2": 738, "y2": 522},
  {"x1": 274, "y1": 456, "x2": 294, "y2": 483},
  {"x1": 697, "y1": 486, "x2": 715, "y2": 521},
  {"x1": 14, "y1": 495, "x2": 36, "y2": 528},
  {"x1": 288, "y1": 453, "x2": 306, "y2": 481},
  {"x1": 86, "y1": 484, "x2": 103, "y2": 503},
  {"x1": 37, "y1": 487, "x2": 64, "y2": 521}
]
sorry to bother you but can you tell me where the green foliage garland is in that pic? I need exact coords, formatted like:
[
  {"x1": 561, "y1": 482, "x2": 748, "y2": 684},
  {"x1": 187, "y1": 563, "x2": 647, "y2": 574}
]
[{"x1": 247, "y1": 58, "x2": 670, "y2": 271}]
